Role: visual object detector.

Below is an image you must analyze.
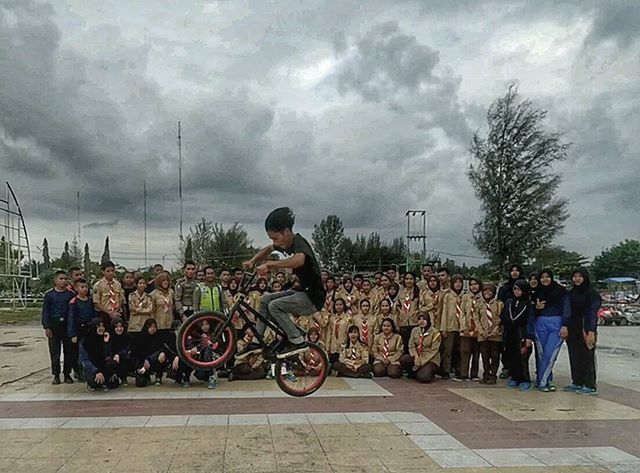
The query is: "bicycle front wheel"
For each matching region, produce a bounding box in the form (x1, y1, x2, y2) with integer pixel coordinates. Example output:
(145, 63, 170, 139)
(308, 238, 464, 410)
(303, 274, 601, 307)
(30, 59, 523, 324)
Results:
(274, 342, 329, 397)
(177, 311, 236, 370)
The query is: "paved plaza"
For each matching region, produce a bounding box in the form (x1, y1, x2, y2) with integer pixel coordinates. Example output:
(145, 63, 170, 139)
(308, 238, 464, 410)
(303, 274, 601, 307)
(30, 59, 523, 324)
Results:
(1, 326, 639, 472)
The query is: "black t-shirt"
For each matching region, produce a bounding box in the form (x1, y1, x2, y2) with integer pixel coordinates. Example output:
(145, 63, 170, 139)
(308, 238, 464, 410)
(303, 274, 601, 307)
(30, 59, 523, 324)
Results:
(275, 233, 326, 310)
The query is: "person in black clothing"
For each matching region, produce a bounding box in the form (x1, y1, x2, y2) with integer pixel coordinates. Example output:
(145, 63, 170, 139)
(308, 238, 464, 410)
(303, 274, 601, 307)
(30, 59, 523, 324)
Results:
(561, 268, 602, 395)
(42, 270, 75, 385)
(500, 280, 534, 391)
(131, 318, 180, 387)
(67, 278, 97, 382)
(121, 271, 137, 321)
(244, 208, 326, 359)
(80, 318, 119, 391)
(110, 317, 133, 386)
(497, 264, 524, 379)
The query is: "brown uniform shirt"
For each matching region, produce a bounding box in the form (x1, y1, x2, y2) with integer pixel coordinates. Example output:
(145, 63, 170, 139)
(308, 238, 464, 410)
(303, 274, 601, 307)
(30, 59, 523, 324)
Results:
(128, 290, 154, 332)
(396, 286, 420, 327)
(338, 341, 369, 369)
(328, 313, 352, 354)
(93, 278, 124, 314)
(351, 312, 379, 350)
(475, 298, 504, 342)
(372, 332, 403, 365)
(337, 288, 359, 316)
(461, 292, 481, 336)
(408, 326, 441, 367)
(150, 288, 175, 330)
(438, 289, 464, 332)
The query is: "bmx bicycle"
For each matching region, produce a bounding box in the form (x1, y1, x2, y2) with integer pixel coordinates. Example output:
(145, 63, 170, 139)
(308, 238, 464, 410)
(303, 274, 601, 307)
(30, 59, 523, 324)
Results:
(176, 272, 329, 397)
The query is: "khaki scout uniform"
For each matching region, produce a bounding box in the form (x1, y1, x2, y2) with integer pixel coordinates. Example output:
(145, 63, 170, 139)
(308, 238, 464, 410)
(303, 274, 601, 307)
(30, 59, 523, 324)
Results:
(418, 290, 436, 327)
(338, 341, 370, 369)
(93, 277, 124, 314)
(408, 326, 441, 367)
(337, 288, 359, 316)
(351, 311, 379, 351)
(150, 288, 175, 330)
(396, 286, 420, 328)
(128, 290, 154, 332)
(475, 299, 504, 342)
(372, 333, 403, 365)
(328, 313, 353, 355)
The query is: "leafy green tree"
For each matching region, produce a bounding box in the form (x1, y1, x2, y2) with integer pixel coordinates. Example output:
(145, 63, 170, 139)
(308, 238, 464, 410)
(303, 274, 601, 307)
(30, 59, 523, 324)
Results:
(42, 238, 51, 269)
(468, 83, 570, 275)
(592, 240, 640, 280)
(181, 219, 253, 268)
(184, 237, 193, 262)
(529, 246, 588, 280)
(59, 241, 71, 269)
(312, 215, 346, 273)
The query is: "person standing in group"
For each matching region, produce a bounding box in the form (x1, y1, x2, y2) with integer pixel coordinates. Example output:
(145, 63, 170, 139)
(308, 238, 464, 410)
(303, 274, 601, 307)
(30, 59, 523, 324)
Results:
(353, 274, 364, 295)
(396, 272, 420, 354)
(149, 272, 175, 331)
(373, 271, 384, 295)
(249, 277, 270, 310)
(66, 266, 84, 294)
(528, 273, 539, 301)
(458, 277, 482, 381)
(417, 263, 433, 292)
(352, 298, 379, 356)
(68, 278, 97, 382)
(175, 261, 198, 322)
(371, 318, 403, 378)
(530, 269, 570, 392)
(333, 326, 373, 378)
(358, 279, 379, 314)
(327, 298, 352, 364)
(438, 274, 464, 379)
(475, 283, 504, 385)
(121, 271, 136, 322)
(193, 266, 226, 313)
(420, 275, 440, 328)
(145, 264, 165, 294)
(500, 280, 534, 391)
(196, 269, 205, 284)
(497, 264, 524, 379)
(337, 276, 359, 316)
(400, 313, 441, 383)
(562, 268, 602, 395)
(42, 270, 75, 385)
(93, 261, 124, 326)
(128, 277, 154, 333)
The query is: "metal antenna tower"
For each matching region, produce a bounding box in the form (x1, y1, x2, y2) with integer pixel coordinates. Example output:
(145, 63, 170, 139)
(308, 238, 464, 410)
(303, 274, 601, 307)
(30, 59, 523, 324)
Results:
(405, 210, 427, 271)
(177, 120, 183, 242)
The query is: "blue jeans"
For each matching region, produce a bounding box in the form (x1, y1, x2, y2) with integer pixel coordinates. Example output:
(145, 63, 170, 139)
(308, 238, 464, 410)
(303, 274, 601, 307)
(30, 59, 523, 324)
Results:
(534, 316, 563, 387)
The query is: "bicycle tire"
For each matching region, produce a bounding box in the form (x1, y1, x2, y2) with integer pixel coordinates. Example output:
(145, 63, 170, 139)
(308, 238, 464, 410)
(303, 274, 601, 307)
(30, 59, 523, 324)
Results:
(274, 342, 329, 397)
(176, 311, 237, 370)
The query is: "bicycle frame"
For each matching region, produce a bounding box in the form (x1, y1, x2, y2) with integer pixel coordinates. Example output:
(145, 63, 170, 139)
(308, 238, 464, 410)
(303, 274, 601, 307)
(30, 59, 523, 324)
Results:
(210, 272, 289, 349)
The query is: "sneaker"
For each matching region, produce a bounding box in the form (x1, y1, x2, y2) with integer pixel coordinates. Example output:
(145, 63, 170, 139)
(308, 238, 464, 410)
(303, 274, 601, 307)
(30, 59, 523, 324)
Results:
(207, 376, 217, 389)
(276, 341, 309, 359)
(562, 383, 582, 392)
(576, 386, 598, 395)
(266, 372, 275, 380)
(86, 385, 96, 392)
(452, 376, 467, 382)
(182, 381, 192, 388)
(507, 379, 520, 388)
(120, 378, 129, 387)
(440, 372, 451, 380)
(63, 375, 74, 384)
(519, 382, 533, 392)
(228, 372, 235, 382)
(499, 369, 509, 379)
(548, 382, 557, 392)
(74, 372, 85, 382)
(285, 372, 298, 382)
(486, 377, 497, 385)
(471, 376, 480, 381)
(101, 386, 109, 392)
(52, 375, 61, 385)
(154, 376, 162, 386)
(539, 385, 551, 393)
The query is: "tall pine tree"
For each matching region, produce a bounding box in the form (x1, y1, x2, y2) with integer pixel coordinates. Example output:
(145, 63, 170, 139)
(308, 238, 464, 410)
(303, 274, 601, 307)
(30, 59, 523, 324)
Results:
(83, 243, 91, 273)
(312, 215, 346, 273)
(42, 238, 51, 269)
(184, 237, 193, 262)
(101, 236, 111, 264)
(60, 241, 71, 269)
(468, 84, 570, 271)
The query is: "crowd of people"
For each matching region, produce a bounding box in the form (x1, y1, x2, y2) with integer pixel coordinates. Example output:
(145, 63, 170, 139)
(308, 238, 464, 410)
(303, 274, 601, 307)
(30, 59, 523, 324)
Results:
(41, 260, 601, 395)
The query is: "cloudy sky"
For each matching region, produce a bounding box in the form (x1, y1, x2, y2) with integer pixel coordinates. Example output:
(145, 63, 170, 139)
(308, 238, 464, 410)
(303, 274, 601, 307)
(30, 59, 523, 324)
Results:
(1, 0, 639, 269)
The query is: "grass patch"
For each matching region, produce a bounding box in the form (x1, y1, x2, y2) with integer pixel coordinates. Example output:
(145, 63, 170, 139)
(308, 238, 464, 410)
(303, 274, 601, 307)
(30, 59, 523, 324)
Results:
(0, 306, 42, 325)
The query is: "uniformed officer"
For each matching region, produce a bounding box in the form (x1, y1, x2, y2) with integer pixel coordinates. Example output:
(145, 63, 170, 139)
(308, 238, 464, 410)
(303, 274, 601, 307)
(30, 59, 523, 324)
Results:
(175, 260, 198, 322)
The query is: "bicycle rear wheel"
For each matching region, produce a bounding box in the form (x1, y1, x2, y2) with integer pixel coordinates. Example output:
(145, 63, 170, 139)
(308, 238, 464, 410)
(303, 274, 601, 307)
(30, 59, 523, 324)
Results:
(177, 311, 236, 370)
(274, 342, 329, 397)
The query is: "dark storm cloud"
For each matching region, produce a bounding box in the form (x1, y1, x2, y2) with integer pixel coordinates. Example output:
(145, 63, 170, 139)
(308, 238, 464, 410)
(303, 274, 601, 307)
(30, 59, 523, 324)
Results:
(583, 2, 640, 49)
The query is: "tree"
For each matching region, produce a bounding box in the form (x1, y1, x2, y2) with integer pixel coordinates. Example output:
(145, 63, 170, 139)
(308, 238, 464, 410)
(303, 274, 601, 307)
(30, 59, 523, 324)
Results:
(70, 236, 82, 266)
(83, 243, 91, 273)
(181, 219, 253, 268)
(58, 241, 71, 269)
(592, 240, 640, 280)
(42, 238, 51, 269)
(468, 83, 570, 275)
(312, 215, 346, 273)
(184, 237, 193, 262)
(101, 236, 111, 264)
(530, 246, 588, 281)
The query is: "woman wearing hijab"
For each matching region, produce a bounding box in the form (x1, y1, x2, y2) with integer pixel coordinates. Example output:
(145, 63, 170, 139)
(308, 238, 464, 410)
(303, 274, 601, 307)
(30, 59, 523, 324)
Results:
(459, 277, 482, 381)
(561, 268, 601, 395)
(109, 317, 133, 386)
(528, 269, 570, 392)
(79, 318, 119, 391)
(500, 280, 534, 391)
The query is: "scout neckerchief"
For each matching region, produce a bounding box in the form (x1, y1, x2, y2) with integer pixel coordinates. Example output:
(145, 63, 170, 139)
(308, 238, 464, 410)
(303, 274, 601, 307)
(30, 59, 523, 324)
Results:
(160, 289, 171, 313)
(334, 314, 343, 340)
(107, 280, 118, 312)
(485, 300, 495, 329)
(136, 290, 147, 309)
(361, 318, 369, 344)
(350, 346, 357, 360)
(325, 291, 334, 311)
(417, 329, 429, 355)
(382, 336, 390, 359)
(468, 293, 479, 333)
(402, 290, 413, 314)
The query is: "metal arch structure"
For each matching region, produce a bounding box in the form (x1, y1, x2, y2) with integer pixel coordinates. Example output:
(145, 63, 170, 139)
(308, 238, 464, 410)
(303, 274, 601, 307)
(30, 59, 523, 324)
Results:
(1, 182, 33, 309)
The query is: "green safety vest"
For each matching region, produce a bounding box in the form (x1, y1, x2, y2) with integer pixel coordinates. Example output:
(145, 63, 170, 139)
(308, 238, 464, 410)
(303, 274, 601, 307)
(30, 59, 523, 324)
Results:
(199, 284, 223, 311)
